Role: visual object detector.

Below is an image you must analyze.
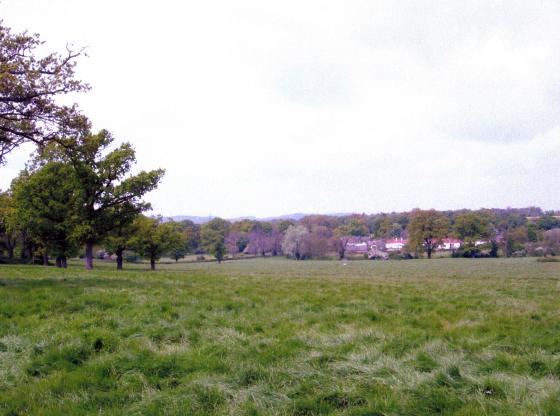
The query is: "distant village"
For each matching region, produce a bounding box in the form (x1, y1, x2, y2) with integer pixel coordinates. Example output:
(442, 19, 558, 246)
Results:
(344, 236, 485, 259)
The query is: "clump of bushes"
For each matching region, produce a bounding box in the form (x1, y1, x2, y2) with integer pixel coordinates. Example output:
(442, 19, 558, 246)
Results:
(388, 252, 414, 260)
(124, 251, 138, 263)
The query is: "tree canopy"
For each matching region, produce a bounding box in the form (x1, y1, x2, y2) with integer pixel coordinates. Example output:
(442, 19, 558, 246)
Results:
(201, 218, 229, 263)
(129, 216, 183, 270)
(0, 22, 89, 163)
(408, 209, 450, 259)
(38, 129, 165, 269)
(10, 162, 78, 266)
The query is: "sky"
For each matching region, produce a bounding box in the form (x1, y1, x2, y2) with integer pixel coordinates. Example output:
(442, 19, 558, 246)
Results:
(1, 0, 559, 218)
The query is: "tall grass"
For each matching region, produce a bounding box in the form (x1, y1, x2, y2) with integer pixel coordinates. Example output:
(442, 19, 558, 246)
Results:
(1, 258, 559, 415)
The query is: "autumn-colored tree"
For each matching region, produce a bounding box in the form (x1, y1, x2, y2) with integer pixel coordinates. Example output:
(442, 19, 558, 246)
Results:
(246, 222, 274, 256)
(225, 231, 246, 256)
(331, 226, 352, 260)
(408, 209, 449, 259)
(307, 225, 331, 258)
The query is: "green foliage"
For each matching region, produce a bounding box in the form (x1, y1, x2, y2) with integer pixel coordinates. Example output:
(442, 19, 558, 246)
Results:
(454, 211, 493, 242)
(339, 214, 369, 237)
(0, 191, 17, 259)
(0, 23, 89, 163)
(178, 220, 201, 253)
(408, 209, 450, 258)
(277, 219, 295, 233)
(10, 162, 79, 262)
(128, 216, 183, 269)
(38, 130, 164, 268)
(536, 214, 560, 231)
(201, 218, 230, 262)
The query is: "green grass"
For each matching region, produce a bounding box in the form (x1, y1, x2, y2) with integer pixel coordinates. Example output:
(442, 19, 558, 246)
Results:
(1, 257, 560, 415)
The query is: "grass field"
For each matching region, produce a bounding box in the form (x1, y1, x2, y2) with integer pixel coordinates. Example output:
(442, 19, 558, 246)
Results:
(1, 258, 560, 415)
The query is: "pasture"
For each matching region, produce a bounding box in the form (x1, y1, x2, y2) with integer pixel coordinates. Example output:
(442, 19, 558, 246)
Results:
(1, 258, 559, 415)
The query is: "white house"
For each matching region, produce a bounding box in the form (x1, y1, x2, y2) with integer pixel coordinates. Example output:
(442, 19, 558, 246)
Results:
(437, 238, 462, 250)
(384, 237, 407, 251)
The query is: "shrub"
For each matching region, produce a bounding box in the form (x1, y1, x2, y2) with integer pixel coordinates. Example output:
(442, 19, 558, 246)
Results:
(124, 251, 138, 263)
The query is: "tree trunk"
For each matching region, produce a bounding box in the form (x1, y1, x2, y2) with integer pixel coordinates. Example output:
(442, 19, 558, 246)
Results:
(22, 241, 34, 263)
(427, 247, 432, 259)
(85, 240, 94, 270)
(62, 257, 68, 268)
(116, 249, 123, 271)
(150, 258, 155, 271)
(55, 257, 62, 268)
(7, 243, 14, 259)
(42, 252, 49, 266)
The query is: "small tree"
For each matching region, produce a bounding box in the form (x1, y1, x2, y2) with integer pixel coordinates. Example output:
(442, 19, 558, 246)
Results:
(282, 225, 309, 260)
(225, 231, 248, 257)
(129, 216, 183, 270)
(10, 163, 78, 266)
(332, 226, 352, 259)
(246, 222, 274, 257)
(201, 217, 230, 263)
(212, 240, 226, 263)
(543, 228, 560, 256)
(104, 219, 139, 270)
(455, 212, 493, 256)
(167, 222, 188, 262)
(408, 209, 449, 259)
(179, 220, 201, 253)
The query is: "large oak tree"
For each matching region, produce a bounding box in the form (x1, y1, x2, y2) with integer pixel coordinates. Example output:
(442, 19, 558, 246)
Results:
(40, 129, 164, 269)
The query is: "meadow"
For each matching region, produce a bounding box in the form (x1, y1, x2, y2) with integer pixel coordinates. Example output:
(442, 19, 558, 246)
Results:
(1, 257, 559, 415)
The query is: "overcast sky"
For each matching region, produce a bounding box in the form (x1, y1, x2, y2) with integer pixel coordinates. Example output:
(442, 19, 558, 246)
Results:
(1, 1, 559, 217)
